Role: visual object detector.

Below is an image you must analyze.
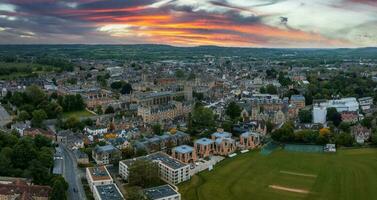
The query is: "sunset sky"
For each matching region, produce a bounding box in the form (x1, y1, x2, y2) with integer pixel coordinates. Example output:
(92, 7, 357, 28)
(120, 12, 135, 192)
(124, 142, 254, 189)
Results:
(0, 0, 376, 47)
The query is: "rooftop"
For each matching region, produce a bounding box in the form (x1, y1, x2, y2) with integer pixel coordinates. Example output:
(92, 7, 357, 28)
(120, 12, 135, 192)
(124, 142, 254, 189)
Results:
(87, 166, 112, 181)
(144, 184, 179, 200)
(212, 131, 231, 139)
(94, 144, 118, 154)
(121, 152, 188, 170)
(241, 131, 260, 138)
(173, 145, 194, 154)
(148, 152, 188, 170)
(290, 95, 305, 101)
(195, 138, 214, 145)
(95, 184, 124, 200)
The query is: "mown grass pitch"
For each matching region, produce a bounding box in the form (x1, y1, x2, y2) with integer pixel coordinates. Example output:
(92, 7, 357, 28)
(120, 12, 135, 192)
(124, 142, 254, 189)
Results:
(179, 148, 377, 200)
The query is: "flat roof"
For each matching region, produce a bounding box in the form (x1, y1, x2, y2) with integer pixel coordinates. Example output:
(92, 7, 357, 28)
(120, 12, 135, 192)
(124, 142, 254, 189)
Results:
(87, 166, 112, 181)
(95, 184, 123, 200)
(121, 152, 188, 170)
(144, 185, 179, 200)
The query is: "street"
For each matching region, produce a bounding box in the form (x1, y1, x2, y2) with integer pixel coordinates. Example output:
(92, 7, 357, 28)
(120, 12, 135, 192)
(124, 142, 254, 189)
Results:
(61, 145, 86, 200)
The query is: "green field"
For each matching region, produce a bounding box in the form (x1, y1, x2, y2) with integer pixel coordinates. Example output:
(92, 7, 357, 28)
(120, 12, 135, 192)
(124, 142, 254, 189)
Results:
(179, 148, 377, 200)
(62, 110, 95, 118)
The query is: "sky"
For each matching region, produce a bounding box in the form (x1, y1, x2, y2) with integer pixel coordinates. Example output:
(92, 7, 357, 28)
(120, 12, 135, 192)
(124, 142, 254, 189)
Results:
(0, 0, 376, 47)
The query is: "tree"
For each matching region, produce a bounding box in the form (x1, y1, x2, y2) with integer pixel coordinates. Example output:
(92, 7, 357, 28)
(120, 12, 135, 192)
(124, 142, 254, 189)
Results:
(361, 116, 373, 129)
(45, 102, 63, 118)
(105, 106, 115, 114)
(34, 135, 52, 149)
(95, 105, 103, 115)
(128, 160, 161, 188)
(191, 104, 215, 134)
(31, 109, 47, 128)
(339, 122, 351, 133)
(327, 108, 342, 126)
(335, 132, 354, 147)
(63, 116, 84, 132)
(371, 130, 377, 145)
(11, 138, 37, 169)
(126, 186, 145, 200)
(27, 159, 51, 185)
(17, 110, 30, 121)
(25, 85, 46, 106)
(271, 122, 294, 142)
(266, 84, 278, 94)
(50, 176, 68, 200)
(225, 102, 241, 121)
(121, 83, 133, 94)
(0, 147, 13, 176)
(298, 110, 312, 123)
(175, 69, 185, 79)
(110, 81, 123, 90)
(266, 68, 277, 79)
(152, 124, 163, 135)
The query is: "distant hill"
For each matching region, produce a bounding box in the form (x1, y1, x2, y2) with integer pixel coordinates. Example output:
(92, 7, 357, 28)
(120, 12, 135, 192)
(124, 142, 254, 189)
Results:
(0, 44, 376, 61)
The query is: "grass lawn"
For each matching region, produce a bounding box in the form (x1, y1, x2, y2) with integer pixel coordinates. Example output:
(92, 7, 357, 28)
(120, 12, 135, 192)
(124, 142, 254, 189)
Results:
(179, 148, 377, 200)
(62, 110, 95, 118)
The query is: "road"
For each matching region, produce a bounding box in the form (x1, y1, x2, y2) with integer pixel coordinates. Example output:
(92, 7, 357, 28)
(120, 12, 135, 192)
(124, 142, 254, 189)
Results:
(61, 145, 86, 200)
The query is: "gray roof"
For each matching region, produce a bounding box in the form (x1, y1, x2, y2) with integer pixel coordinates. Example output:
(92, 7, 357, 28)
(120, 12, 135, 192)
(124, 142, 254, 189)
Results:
(121, 152, 188, 170)
(290, 95, 305, 101)
(212, 131, 231, 139)
(173, 145, 193, 154)
(94, 145, 118, 154)
(144, 185, 179, 200)
(95, 184, 124, 200)
(195, 138, 213, 145)
(240, 131, 260, 138)
(52, 159, 63, 175)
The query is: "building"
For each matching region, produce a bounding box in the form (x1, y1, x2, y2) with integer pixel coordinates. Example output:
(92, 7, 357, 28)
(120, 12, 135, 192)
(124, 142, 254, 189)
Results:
(351, 125, 371, 144)
(326, 98, 359, 112)
(358, 97, 373, 112)
(84, 126, 108, 136)
(119, 152, 190, 185)
(11, 121, 31, 136)
(137, 101, 191, 123)
(23, 128, 55, 140)
(341, 111, 359, 123)
(214, 137, 236, 156)
(290, 95, 306, 109)
(172, 145, 197, 163)
(74, 149, 90, 165)
(144, 184, 181, 200)
(250, 94, 283, 120)
(313, 104, 327, 124)
(239, 131, 261, 149)
(194, 138, 215, 158)
(92, 145, 121, 165)
(210, 130, 236, 156)
(86, 166, 113, 192)
(106, 66, 123, 77)
(134, 131, 190, 153)
(93, 184, 124, 200)
(0, 179, 51, 200)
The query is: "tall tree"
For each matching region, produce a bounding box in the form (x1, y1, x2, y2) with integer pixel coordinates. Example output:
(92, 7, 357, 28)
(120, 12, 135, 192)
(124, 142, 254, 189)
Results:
(225, 102, 241, 121)
(128, 160, 161, 188)
(50, 176, 68, 200)
(298, 110, 312, 123)
(31, 109, 47, 128)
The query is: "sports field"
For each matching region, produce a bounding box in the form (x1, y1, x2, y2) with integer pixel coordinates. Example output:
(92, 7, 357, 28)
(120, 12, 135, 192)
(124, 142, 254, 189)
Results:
(179, 148, 377, 200)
